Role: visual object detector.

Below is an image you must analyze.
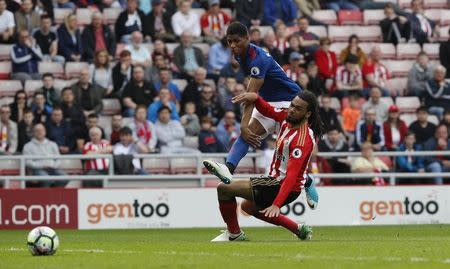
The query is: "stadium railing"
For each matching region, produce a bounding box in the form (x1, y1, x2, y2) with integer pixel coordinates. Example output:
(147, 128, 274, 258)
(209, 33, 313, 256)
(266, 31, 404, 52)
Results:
(0, 151, 449, 188)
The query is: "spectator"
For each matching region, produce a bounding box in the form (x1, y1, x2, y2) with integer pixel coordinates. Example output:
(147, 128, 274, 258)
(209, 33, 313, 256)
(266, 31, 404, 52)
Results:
(113, 126, 147, 175)
(314, 37, 337, 90)
(356, 108, 385, 151)
(325, 0, 359, 12)
(442, 110, 450, 131)
(122, 64, 157, 116)
(115, 0, 148, 43)
(319, 95, 342, 132)
(262, 31, 283, 64)
(298, 72, 309, 91)
(60, 87, 86, 133)
(81, 11, 116, 63)
(146, 51, 167, 83)
(54, 0, 76, 9)
(284, 51, 304, 82)
(181, 67, 207, 110)
(154, 68, 181, 103)
(339, 34, 366, 66)
(361, 46, 390, 97)
(154, 106, 198, 153)
(14, 0, 39, 32)
(9, 90, 28, 123)
(249, 27, 262, 46)
(71, 69, 105, 116)
(33, 15, 65, 63)
(128, 105, 157, 153)
(200, 0, 231, 44)
(383, 105, 408, 151)
(318, 125, 351, 174)
(196, 84, 224, 126)
(341, 94, 361, 147)
(180, 101, 201, 136)
(76, 113, 105, 153)
(199, 116, 226, 153)
(0, 0, 14, 44)
(112, 50, 133, 98)
(147, 88, 179, 123)
(424, 65, 450, 120)
(294, 0, 320, 20)
(218, 77, 237, 109)
(57, 14, 82, 62)
(407, 51, 434, 97)
(151, 39, 172, 65)
(440, 27, 450, 79)
(306, 61, 326, 97)
(83, 126, 112, 187)
(351, 142, 389, 185)
(125, 31, 152, 67)
(89, 49, 113, 95)
(229, 82, 245, 121)
(146, 0, 175, 42)
(409, 106, 437, 145)
(0, 105, 17, 154)
(297, 17, 320, 56)
(110, 114, 123, 145)
(173, 32, 206, 79)
(31, 92, 52, 124)
(208, 37, 231, 77)
(235, 0, 264, 28)
(334, 54, 363, 98)
(406, 0, 438, 44)
(23, 123, 66, 187)
(380, 3, 410, 45)
(263, 0, 297, 26)
(11, 29, 42, 83)
(17, 108, 33, 152)
(361, 87, 388, 123)
(282, 34, 303, 65)
(171, 0, 201, 38)
(395, 132, 425, 177)
(36, 73, 59, 107)
(220, 58, 246, 83)
(423, 124, 450, 184)
(216, 110, 240, 150)
(45, 107, 74, 154)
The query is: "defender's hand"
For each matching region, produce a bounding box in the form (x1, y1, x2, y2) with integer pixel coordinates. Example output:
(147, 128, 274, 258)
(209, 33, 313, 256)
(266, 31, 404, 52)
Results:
(260, 205, 280, 218)
(232, 93, 258, 105)
(240, 127, 261, 148)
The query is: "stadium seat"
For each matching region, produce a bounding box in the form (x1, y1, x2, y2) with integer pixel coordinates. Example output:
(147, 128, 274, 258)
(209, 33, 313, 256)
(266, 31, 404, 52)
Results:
(0, 61, 11, 79)
(193, 43, 210, 56)
(201, 157, 225, 174)
(380, 97, 394, 107)
(382, 60, 414, 77)
(170, 157, 197, 174)
(0, 80, 22, 97)
(98, 116, 112, 136)
(54, 79, 77, 94)
(54, 8, 73, 24)
(234, 156, 255, 174)
(424, 0, 448, 8)
(59, 159, 83, 175)
(439, 26, 450, 41)
(0, 44, 12, 60)
(330, 97, 342, 113)
(374, 43, 396, 59)
(423, 43, 440, 59)
(396, 43, 421, 59)
(424, 9, 442, 23)
(328, 26, 355, 42)
(24, 80, 43, 96)
(338, 10, 363, 25)
(400, 113, 417, 126)
(388, 77, 408, 96)
(222, 8, 233, 18)
(441, 10, 450, 25)
(76, 8, 93, 26)
(428, 115, 440, 125)
(191, 8, 205, 18)
(363, 9, 385, 25)
(308, 25, 328, 38)
(329, 42, 348, 54)
(65, 62, 89, 79)
(38, 62, 64, 78)
(0, 97, 13, 107)
(172, 79, 188, 91)
(0, 159, 19, 175)
(183, 136, 199, 149)
(143, 158, 170, 174)
(312, 10, 338, 25)
(355, 26, 382, 42)
(143, 43, 154, 55)
(378, 156, 393, 169)
(285, 25, 299, 36)
(395, 96, 421, 112)
(165, 43, 178, 55)
(102, 99, 121, 116)
(103, 8, 122, 24)
(398, 0, 411, 8)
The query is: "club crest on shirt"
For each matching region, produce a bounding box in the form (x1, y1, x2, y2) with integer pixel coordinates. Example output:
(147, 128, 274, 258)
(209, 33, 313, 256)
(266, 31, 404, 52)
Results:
(250, 66, 260, 76)
(292, 148, 302, 159)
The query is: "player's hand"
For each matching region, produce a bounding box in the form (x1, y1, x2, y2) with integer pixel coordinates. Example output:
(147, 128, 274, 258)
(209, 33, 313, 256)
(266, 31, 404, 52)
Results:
(260, 205, 280, 218)
(241, 127, 261, 148)
(232, 93, 258, 105)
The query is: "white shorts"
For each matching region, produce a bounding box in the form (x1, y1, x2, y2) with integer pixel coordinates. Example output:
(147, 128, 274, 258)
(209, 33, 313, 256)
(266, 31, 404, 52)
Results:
(251, 101, 291, 137)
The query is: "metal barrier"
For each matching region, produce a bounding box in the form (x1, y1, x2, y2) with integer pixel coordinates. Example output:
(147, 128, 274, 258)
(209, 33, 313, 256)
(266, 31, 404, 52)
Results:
(0, 151, 449, 188)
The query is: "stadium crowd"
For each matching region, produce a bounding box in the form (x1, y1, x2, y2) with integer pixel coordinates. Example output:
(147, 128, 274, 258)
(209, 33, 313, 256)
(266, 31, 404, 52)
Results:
(0, 0, 448, 187)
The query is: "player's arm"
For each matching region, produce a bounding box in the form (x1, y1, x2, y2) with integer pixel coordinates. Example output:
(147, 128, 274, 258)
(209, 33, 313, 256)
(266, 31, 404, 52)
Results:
(232, 93, 287, 123)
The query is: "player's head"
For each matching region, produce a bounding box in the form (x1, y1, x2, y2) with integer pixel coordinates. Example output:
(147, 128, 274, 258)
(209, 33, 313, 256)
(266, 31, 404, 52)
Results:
(226, 22, 249, 56)
(287, 91, 324, 138)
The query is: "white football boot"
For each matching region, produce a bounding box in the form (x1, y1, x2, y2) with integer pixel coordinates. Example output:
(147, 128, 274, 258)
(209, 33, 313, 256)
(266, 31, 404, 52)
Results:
(211, 230, 246, 242)
(203, 160, 233, 184)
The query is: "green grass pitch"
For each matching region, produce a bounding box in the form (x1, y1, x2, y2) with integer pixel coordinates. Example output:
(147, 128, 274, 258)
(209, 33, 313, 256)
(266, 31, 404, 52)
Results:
(0, 225, 449, 269)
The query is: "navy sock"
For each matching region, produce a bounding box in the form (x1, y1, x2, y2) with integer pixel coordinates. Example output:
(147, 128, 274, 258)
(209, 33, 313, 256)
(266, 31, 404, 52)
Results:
(225, 136, 249, 174)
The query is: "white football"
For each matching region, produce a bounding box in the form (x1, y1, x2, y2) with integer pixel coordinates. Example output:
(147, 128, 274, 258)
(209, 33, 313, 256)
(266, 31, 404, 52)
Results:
(27, 226, 59, 256)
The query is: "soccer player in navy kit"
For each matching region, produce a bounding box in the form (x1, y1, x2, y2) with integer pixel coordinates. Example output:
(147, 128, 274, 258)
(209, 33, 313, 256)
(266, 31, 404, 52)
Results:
(203, 22, 319, 212)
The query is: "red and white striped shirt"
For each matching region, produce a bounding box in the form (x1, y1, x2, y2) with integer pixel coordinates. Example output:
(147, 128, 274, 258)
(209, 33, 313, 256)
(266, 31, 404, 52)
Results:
(335, 65, 362, 86)
(255, 97, 315, 207)
(273, 38, 289, 54)
(284, 66, 303, 82)
(361, 60, 390, 88)
(200, 11, 230, 37)
(83, 140, 111, 171)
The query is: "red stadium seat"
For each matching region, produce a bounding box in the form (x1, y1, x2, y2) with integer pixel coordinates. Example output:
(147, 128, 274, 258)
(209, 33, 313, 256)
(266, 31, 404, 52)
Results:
(312, 10, 338, 25)
(234, 157, 255, 174)
(102, 99, 121, 116)
(170, 158, 197, 174)
(0, 44, 12, 60)
(382, 60, 414, 77)
(396, 43, 421, 59)
(24, 80, 43, 96)
(395, 96, 421, 113)
(0, 80, 22, 97)
(424, 9, 442, 23)
(388, 77, 408, 96)
(338, 10, 363, 25)
(0, 61, 11, 79)
(363, 9, 385, 25)
(0, 159, 19, 175)
(143, 158, 170, 174)
(76, 8, 93, 26)
(308, 25, 328, 38)
(103, 8, 122, 24)
(65, 62, 89, 79)
(54, 8, 73, 24)
(422, 43, 440, 59)
(38, 62, 64, 78)
(424, 0, 448, 8)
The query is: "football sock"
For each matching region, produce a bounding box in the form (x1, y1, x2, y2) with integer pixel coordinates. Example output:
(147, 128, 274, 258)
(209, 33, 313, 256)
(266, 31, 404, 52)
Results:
(255, 213, 298, 234)
(218, 199, 241, 234)
(225, 137, 249, 174)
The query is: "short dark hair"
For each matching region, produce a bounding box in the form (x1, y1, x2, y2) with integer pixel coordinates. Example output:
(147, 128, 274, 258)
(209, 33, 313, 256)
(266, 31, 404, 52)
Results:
(42, 73, 53, 79)
(119, 126, 132, 136)
(226, 22, 248, 37)
(33, 92, 45, 98)
(249, 28, 260, 35)
(416, 106, 428, 113)
(23, 108, 33, 114)
(40, 14, 52, 21)
(61, 87, 73, 94)
(52, 106, 62, 112)
(158, 105, 171, 114)
(384, 2, 394, 9)
(405, 131, 416, 138)
(135, 104, 148, 113)
(119, 50, 131, 58)
(327, 125, 341, 133)
(87, 113, 98, 119)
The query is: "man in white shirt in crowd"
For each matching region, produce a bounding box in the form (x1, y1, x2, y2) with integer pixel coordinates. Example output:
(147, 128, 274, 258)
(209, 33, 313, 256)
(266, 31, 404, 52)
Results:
(112, 126, 147, 175)
(0, 0, 15, 43)
(171, 0, 201, 40)
(125, 31, 151, 67)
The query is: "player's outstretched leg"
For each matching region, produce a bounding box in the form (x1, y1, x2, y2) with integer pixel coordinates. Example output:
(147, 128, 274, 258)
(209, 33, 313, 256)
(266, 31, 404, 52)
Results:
(305, 174, 319, 210)
(241, 200, 313, 241)
(212, 180, 253, 242)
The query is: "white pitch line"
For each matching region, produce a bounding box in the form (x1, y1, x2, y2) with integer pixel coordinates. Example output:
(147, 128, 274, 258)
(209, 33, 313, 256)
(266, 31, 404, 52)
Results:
(0, 247, 142, 254)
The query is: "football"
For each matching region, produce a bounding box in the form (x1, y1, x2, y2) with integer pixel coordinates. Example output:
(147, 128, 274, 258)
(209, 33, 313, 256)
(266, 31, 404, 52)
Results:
(27, 226, 59, 256)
